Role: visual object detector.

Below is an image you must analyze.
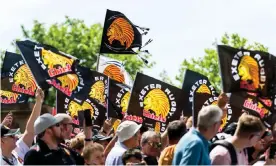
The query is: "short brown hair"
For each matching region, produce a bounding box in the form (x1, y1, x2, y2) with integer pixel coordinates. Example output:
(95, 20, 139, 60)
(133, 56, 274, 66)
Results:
(235, 114, 265, 137)
(82, 143, 104, 160)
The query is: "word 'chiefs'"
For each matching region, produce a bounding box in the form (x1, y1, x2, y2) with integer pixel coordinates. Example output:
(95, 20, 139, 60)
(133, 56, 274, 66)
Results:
(34, 46, 72, 77)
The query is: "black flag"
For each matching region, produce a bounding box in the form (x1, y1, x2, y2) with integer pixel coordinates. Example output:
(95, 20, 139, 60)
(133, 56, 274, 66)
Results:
(0, 90, 29, 104)
(107, 79, 131, 119)
(47, 66, 108, 105)
(16, 40, 78, 89)
(229, 92, 275, 128)
(1, 51, 37, 96)
(127, 72, 184, 133)
(182, 69, 218, 117)
(218, 45, 275, 97)
(56, 91, 106, 132)
(100, 9, 143, 54)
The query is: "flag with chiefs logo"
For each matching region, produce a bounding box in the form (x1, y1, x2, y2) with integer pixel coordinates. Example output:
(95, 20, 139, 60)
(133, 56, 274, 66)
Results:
(182, 69, 218, 117)
(183, 69, 237, 131)
(47, 66, 105, 104)
(0, 90, 29, 104)
(16, 40, 78, 89)
(229, 92, 275, 128)
(1, 51, 37, 96)
(56, 91, 106, 134)
(107, 79, 131, 119)
(218, 45, 275, 97)
(97, 55, 133, 86)
(126, 72, 184, 133)
(100, 9, 144, 54)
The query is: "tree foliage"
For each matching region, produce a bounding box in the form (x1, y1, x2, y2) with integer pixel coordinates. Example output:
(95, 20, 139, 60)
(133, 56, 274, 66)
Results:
(174, 33, 268, 91)
(13, 16, 155, 106)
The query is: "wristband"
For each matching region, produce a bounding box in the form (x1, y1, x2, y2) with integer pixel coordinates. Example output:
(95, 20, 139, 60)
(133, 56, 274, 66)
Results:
(85, 138, 93, 141)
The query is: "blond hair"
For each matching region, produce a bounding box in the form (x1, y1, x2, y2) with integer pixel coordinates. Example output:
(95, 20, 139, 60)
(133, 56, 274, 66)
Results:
(82, 143, 104, 160)
(235, 114, 265, 137)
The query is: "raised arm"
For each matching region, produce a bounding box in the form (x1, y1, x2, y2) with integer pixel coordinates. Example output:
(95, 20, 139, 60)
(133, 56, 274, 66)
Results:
(22, 88, 44, 147)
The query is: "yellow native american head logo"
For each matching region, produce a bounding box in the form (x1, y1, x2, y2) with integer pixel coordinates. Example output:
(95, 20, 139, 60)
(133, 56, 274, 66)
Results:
(143, 89, 170, 119)
(14, 64, 36, 92)
(196, 84, 211, 94)
(0, 90, 19, 100)
(103, 64, 125, 83)
(57, 74, 79, 92)
(89, 81, 105, 104)
(113, 119, 121, 132)
(238, 55, 259, 89)
(68, 100, 94, 118)
(107, 18, 134, 49)
(120, 92, 130, 113)
(41, 48, 74, 69)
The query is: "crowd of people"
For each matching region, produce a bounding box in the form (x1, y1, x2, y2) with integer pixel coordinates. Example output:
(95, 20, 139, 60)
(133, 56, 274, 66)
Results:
(1, 88, 276, 165)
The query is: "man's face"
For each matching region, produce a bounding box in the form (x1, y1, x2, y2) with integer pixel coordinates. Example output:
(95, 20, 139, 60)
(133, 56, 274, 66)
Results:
(142, 136, 162, 157)
(249, 132, 263, 147)
(1, 135, 17, 151)
(48, 123, 61, 141)
(60, 119, 74, 140)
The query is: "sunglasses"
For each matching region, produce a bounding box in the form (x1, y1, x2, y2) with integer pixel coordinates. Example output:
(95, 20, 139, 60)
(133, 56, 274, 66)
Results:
(148, 142, 162, 149)
(50, 123, 60, 128)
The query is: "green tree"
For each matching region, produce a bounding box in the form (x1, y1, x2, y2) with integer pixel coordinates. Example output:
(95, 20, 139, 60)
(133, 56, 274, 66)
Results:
(0, 49, 5, 68)
(14, 16, 155, 106)
(174, 33, 268, 91)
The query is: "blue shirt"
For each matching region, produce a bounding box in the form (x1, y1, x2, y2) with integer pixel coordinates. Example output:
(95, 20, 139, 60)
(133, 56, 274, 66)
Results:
(172, 128, 211, 165)
(105, 141, 128, 166)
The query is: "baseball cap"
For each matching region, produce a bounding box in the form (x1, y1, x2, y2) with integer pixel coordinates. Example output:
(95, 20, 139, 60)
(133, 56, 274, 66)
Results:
(34, 113, 63, 135)
(92, 134, 112, 142)
(116, 120, 142, 142)
(1, 124, 20, 137)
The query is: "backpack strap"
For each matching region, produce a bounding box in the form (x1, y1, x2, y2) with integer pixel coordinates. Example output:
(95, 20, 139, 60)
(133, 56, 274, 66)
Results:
(210, 140, 238, 165)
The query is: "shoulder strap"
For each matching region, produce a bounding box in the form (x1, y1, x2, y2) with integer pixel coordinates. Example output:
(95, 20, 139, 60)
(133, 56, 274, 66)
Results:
(210, 140, 238, 165)
(2, 154, 16, 165)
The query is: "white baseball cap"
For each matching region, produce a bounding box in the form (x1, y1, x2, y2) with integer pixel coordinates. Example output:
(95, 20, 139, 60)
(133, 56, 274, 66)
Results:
(116, 120, 142, 142)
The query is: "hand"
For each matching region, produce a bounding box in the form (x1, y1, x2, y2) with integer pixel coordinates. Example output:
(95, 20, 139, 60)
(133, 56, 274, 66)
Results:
(2, 112, 13, 127)
(35, 88, 44, 103)
(218, 92, 229, 109)
(264, 146, 276, 165)
(102, 119, 113, 134)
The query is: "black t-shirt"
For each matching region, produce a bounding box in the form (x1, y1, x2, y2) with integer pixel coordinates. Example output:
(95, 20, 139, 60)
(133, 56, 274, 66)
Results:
(143, 155, 158, 165)
(24, 139, 76, 165)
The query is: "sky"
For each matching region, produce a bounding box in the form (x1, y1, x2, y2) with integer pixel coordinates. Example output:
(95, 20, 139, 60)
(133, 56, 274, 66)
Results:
(1, 0, 276, 84)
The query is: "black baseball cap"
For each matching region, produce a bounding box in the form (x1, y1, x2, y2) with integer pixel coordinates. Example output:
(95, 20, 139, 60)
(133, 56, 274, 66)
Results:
(92, 134, 112, 142)
(1, 124, 20, 137)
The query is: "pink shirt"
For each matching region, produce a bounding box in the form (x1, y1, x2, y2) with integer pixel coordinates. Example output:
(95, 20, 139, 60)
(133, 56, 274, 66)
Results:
(210, 140, 248, 165)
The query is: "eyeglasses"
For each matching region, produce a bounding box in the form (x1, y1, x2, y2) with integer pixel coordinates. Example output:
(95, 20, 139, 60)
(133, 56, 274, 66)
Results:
(3, 135, 16, 139)
(148, 141, 162, 149)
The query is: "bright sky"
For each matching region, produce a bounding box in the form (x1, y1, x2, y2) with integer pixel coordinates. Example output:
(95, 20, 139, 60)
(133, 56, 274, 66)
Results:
(1, 0, 276, 84)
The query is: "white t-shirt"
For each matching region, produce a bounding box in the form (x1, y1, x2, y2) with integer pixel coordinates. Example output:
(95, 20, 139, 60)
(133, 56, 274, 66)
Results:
(1, 138, 30, 165)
